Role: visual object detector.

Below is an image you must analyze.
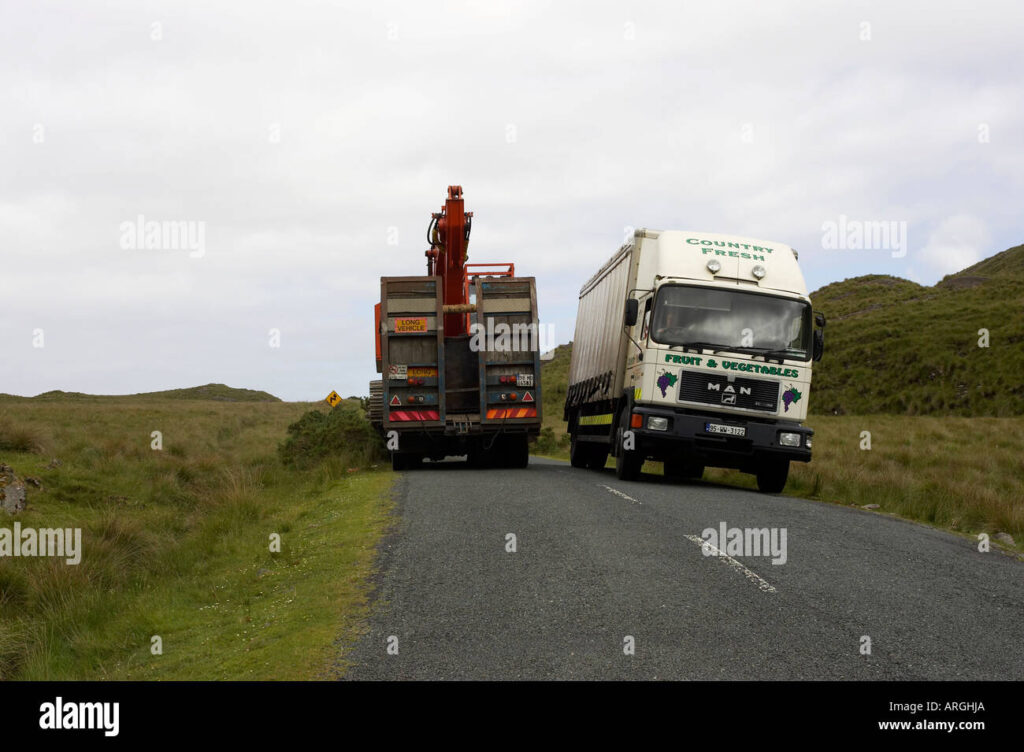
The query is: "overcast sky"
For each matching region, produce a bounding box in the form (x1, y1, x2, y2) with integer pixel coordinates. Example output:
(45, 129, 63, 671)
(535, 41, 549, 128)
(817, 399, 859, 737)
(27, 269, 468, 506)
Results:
(2, 1, 1021, 400)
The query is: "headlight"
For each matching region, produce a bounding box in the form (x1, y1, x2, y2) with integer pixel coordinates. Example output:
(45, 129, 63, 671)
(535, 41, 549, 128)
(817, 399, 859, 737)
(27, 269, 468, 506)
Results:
(706, 259, 722, 274)
(778, 432, 801, 447)
(648, 416, 669, 431)
(752, 264, 767, 279)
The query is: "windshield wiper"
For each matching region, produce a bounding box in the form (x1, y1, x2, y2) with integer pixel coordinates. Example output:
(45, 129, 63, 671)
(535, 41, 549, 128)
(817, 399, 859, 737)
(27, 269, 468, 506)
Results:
(673, 343, 794, 363)
(669, 341, 725, 354)
(731, 346, 793, 363)
(669, 342, 799, 363)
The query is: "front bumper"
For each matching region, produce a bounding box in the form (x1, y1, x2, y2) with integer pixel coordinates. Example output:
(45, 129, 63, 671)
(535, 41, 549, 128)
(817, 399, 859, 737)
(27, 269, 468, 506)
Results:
(630, 405, 813, 467)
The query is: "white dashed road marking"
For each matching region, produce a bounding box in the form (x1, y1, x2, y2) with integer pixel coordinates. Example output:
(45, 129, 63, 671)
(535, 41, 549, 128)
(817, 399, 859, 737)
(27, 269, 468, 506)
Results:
(684, 534, 778, 593)
(600, 484, 640, 504)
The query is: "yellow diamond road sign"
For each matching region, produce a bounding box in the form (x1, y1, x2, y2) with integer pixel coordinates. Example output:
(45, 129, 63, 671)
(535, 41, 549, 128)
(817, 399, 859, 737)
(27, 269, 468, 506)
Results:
(325, 390, 341, 407)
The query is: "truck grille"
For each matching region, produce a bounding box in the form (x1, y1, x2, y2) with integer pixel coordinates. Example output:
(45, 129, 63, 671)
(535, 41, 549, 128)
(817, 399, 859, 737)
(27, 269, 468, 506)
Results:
(678, 372, 779, 412)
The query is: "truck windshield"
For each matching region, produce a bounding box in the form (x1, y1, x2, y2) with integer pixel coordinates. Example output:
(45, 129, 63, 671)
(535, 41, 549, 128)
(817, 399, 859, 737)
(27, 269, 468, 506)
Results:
(650, 285, 812, 360)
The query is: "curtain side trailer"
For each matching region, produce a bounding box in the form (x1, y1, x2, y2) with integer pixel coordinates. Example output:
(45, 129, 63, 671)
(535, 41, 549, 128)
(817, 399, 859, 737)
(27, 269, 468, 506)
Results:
(564, 228, 825, 493)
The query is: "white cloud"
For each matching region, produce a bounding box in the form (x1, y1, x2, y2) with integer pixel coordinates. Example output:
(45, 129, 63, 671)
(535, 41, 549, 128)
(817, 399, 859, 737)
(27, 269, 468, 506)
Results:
(914, 214, 990, 282)
(1, 1, 1022, 399)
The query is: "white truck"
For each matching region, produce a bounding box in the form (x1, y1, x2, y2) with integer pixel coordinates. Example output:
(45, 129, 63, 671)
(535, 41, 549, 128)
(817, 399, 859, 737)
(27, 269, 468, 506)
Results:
(564, 229, 825, 493)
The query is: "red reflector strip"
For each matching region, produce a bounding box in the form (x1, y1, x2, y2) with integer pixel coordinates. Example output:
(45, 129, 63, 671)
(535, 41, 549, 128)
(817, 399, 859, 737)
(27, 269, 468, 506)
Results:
(486, 407, 537, 419)
(389, 410, 440, 422)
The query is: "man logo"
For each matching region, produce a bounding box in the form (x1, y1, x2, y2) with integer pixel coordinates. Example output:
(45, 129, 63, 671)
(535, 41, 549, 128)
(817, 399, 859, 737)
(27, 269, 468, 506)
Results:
(708, 381, 750, 405)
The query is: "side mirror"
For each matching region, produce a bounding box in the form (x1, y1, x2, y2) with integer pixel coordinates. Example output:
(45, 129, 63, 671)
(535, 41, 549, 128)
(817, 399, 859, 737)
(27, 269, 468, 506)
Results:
(624, 298, 639, 327)
(812, 311, 825, 361)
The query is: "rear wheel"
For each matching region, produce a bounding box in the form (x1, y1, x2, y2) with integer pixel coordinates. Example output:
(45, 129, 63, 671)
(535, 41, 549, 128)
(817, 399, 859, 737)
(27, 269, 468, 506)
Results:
(587, 447, 609, 471)
(506, 435, 530, 469)
(570, 432, 591, 468)
(391, 453, 422, 471)
(756, 460, 789, 494)
(615, 407, 643, 481)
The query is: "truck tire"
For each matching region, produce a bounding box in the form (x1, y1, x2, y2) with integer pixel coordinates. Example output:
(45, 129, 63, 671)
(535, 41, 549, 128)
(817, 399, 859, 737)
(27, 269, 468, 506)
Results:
(507, 435, 529, 469)
(756, 460, 789, 494)
(467, 447, 486, 468)
(665, 458, 704, 481)
(392, 453, 422, 471)
(615, 407, 643, 481)
(587, 447, 609, 471)
(570, 432, 590, 468)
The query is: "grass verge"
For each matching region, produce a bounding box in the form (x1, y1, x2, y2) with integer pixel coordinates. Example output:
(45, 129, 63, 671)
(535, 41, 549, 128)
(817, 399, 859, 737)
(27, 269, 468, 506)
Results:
(0, 399, 393, 679)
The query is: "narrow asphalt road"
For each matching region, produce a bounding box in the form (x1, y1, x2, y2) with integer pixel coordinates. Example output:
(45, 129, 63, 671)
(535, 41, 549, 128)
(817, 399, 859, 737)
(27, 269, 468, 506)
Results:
(342, 457, 1024, 680)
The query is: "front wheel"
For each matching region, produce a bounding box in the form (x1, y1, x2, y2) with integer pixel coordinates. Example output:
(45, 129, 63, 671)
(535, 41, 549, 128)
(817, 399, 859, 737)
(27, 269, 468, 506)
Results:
(615, 407, 643, 481)
(665, 458, 704, 481)
(756, 460, 789, 494)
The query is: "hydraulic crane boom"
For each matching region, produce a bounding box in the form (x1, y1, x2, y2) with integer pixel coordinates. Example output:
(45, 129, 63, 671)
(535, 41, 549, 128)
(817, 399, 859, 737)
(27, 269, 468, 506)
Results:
(425, 185, 473, 337)
(369, 184, 542, 470)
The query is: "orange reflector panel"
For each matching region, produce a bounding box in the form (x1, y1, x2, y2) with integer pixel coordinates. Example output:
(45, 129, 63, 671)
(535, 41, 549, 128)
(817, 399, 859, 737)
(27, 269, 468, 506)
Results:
(630, 414, 643, 428)
(486, 407, 538, 419)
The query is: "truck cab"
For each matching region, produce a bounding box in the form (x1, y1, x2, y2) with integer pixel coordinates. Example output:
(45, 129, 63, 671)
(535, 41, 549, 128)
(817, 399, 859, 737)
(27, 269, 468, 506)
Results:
(565, 229, 825, 493)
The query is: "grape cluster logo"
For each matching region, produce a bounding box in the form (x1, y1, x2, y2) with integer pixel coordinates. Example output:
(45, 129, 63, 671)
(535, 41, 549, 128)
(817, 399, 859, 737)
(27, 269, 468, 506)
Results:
(782, 385, 802, 412)
(656, 370, 677, 397)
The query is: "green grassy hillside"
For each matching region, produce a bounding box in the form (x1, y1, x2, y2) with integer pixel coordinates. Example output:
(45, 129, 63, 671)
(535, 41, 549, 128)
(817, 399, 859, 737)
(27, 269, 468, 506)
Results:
(810, 245, 1024, 415)
(0, 384, 281, 403)
(536, 344, 572, 454)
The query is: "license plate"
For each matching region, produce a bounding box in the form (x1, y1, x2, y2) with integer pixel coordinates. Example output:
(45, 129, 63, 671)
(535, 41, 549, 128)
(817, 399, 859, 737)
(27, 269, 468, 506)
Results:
(516, 373, 534, 387)
(705, 422, 746, 437)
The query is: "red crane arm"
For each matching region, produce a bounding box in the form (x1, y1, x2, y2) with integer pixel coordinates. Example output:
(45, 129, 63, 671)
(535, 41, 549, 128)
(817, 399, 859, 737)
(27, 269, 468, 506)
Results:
(427, 185, 473, 337)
